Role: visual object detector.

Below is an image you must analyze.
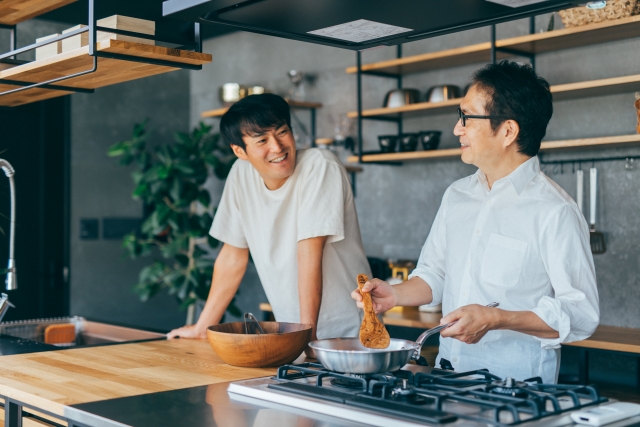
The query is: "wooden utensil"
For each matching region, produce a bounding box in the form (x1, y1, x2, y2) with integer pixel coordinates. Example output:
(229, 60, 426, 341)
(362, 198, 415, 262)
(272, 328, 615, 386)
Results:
(357, 274, 391, 349)
(207, 321, 312, 367)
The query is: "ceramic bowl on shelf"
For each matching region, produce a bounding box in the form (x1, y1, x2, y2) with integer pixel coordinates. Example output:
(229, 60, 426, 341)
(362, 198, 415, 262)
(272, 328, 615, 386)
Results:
(418, 131, 442, 150)
(398, 133, 419, 152)
(425, 85, 461, 103)
(382, 89, 420, 108)
(378, 135, 399, 153)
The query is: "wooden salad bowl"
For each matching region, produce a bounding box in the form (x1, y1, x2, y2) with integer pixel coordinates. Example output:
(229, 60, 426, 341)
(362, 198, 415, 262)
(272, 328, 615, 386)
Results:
(207, 321, 313, 368)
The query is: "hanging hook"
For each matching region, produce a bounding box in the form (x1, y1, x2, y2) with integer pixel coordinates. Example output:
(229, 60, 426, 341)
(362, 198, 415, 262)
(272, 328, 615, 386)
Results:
(561, 163, 564, 175)
(626, 158, 634, 170)
(553, 164, 559, 175)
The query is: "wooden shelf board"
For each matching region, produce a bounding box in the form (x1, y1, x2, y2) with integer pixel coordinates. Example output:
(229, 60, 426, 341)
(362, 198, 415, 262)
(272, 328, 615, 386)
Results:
(348, 74, 640, 120)
(346, 15, 640, 76)
(202, 99, 322, 118)
(346, 134, 640, 163)
(0, 0, 77, 25)
(551, 74, 640, 101)
(0, 39, 212, 107)
(346, 99, 460, 119)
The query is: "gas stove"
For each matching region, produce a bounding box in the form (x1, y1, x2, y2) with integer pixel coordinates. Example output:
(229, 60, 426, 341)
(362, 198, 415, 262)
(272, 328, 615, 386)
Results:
(227, 361, 620, 427)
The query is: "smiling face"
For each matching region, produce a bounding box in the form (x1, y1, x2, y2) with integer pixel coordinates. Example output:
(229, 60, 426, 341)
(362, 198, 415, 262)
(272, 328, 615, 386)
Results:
(231, 124, 297, 190)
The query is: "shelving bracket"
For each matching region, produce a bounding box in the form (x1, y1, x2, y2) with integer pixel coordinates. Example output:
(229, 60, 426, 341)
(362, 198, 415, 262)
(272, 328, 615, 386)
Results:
(0, 0, 205, 100)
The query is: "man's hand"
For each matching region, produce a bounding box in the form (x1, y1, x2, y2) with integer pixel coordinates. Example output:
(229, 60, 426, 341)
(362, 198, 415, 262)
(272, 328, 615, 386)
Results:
(439, 304, 501, 344)
(351, 278, 397, 314)
(167, 323, 208, 340)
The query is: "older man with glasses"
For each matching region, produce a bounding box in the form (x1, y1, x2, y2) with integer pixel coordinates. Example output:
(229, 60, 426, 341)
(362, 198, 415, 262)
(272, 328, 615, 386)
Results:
(353, 60, 599, 384)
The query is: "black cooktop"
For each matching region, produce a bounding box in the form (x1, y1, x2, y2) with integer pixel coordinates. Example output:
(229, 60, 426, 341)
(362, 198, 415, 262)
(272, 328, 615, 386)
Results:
(66, 382, 365, 427)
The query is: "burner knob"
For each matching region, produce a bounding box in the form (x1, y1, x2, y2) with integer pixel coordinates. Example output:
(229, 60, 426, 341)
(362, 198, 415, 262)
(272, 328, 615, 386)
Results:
(505, 377, 515, 388)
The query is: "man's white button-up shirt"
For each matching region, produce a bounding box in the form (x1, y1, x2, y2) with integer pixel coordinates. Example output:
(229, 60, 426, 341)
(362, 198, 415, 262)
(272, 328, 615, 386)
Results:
(409, 156, 599, 383)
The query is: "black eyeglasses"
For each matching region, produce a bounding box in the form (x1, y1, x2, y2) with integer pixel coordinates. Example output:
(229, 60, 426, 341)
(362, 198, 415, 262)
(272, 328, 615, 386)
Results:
(457, 107, 505, 127)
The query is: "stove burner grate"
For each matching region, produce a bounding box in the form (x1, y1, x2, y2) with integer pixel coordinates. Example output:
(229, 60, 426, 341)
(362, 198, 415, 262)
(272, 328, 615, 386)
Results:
(270, 363, 609, 427)
(269, 382, 457, 424)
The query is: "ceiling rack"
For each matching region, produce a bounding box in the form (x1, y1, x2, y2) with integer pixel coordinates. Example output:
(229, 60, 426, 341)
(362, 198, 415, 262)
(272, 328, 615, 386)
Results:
(0, 0, 211, 107)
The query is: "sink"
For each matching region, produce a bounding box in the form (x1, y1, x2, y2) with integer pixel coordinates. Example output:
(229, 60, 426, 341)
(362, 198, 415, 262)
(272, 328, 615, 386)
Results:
(0, 316, 165, 349)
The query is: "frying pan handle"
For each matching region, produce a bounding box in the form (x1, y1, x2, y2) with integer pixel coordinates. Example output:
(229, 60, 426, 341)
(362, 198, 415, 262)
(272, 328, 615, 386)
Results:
(411, 302, 499, 361)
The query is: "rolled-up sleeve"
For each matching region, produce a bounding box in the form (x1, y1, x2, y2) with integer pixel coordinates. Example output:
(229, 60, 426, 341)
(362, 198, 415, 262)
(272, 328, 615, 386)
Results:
(532, 203, 599, 349)
(408, 189, 449, 306)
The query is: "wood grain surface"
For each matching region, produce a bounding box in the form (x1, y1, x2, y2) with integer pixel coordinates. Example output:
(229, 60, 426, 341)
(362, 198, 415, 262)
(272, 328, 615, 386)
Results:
(346, 134, 640, 163)
(0, 339, 275, 417)
(345, 15, 640, 75)
(0, 39, 212, 107)
(0, 0, 77, 25)
(565, 325, 640, 353)
(357, 274, 390, 349)
(207, 321, 312, 367)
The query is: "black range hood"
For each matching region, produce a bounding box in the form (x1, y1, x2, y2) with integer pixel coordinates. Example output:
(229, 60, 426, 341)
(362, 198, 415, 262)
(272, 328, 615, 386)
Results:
(163, 0, 582, 50)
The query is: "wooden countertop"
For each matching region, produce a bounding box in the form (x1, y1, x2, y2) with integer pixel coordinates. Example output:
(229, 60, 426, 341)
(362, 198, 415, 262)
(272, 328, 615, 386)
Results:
(564, 325, 640, 353)
(0, 339, 276, 418)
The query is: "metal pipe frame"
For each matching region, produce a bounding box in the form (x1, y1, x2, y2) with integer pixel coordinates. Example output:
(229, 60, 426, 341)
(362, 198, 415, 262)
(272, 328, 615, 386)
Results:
(1, 394, 69, 427)
(0, 0, 204, 99)
(490, 20, 537, 70)
(355, 45, 404, 169)
(539, 155, 640, 166)
(357, 50, 363, 164)
(0, 78, 94, 93)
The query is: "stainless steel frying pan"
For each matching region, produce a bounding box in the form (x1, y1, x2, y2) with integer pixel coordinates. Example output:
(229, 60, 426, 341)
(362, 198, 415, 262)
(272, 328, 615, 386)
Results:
(309, 302, 498, 374)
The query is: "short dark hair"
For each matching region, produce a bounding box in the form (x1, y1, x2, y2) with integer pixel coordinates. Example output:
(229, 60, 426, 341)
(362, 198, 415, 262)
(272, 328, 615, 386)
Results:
(471, 61, 553, 157)
(219, 93, 291, 150)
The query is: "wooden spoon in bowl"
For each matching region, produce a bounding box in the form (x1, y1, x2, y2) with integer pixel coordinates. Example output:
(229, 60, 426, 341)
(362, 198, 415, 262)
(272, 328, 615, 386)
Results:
(357, 274, 390, 349)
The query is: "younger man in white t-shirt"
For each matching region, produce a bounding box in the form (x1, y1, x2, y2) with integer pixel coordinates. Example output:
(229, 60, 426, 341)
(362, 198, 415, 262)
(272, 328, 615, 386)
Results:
(168, 94, 370, 347)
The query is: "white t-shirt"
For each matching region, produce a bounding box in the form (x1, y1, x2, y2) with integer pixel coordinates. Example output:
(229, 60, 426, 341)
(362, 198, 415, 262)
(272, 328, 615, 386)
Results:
(210, 148, 370, 339)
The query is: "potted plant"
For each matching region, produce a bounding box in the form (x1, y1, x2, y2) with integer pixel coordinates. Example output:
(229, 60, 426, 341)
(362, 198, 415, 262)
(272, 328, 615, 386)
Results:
(108, 120, 240, 324)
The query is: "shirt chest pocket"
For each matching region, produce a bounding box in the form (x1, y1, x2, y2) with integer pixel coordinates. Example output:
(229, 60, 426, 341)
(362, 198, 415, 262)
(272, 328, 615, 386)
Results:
(480, 233, 528, 288)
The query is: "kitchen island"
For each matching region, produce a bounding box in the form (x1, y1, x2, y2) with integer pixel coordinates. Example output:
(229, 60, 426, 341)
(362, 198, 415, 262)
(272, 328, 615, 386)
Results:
(0, 339, 364, 427)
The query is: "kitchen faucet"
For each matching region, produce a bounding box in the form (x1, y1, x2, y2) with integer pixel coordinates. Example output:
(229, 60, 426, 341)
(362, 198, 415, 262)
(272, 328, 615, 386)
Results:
(0, 159, 16, 291)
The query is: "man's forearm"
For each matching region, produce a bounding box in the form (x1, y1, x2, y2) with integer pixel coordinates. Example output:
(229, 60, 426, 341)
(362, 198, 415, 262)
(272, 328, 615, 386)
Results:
(196, 244, 248, 329)
(297, 236, 327, 339)
(495, 310, 559, 339)
(393, 276, 434, 307)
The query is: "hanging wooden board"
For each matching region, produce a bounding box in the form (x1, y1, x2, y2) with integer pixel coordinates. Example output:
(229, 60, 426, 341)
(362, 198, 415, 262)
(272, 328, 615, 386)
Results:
(0, 39, 212, 107)
(0, 0, 78, 25)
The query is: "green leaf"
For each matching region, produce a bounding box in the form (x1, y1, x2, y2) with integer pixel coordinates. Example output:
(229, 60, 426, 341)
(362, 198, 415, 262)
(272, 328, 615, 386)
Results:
(197, 190, 211, 207)
(107, 141, 131, 157)
(175, 253, 189, 267)
(207, 235, 219, 249)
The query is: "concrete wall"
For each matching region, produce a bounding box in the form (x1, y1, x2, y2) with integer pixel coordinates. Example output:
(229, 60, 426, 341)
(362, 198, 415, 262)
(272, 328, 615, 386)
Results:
(190, 15, 640, 383)
(2, 20, 193, 332)
(69, 70, 192, 332)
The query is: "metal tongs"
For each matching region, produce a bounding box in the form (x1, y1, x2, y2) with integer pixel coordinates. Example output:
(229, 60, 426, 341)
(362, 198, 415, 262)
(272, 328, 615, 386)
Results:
(243, 312, 266, 335)
(412, 302, 499, 360)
